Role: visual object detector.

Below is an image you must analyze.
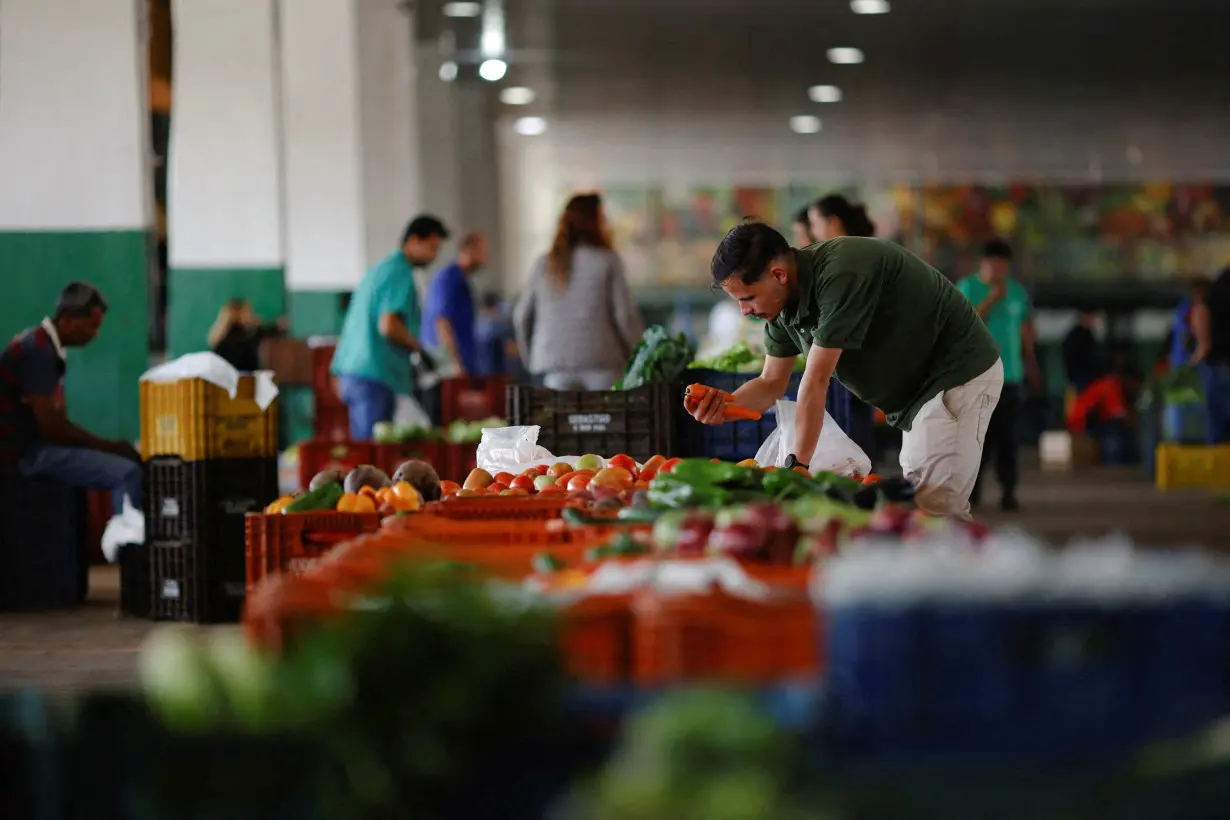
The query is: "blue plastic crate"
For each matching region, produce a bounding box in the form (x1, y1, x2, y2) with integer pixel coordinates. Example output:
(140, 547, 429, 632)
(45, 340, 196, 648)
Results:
(678, 370, 803, 462)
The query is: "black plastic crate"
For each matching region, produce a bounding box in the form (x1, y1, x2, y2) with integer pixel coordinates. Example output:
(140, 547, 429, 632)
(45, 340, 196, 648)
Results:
(117, 543, 150, 619)
(0, 472, 87, 611)
(506, 382, 678, 462)
(677, 370, 803, 463)
(145, 457, 278, 623)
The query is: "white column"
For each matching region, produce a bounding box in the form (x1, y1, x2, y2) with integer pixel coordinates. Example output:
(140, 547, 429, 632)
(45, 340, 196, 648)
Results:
(167, 0, 283, 269)
(280, 0, 419, 292)
(0, 0, 149, 231)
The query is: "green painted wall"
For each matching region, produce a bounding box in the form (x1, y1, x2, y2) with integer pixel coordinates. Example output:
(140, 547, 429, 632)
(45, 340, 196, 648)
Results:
(166, 266, 285, 359)
(288, 289, 348, 337)
(0, 230, 149, 442)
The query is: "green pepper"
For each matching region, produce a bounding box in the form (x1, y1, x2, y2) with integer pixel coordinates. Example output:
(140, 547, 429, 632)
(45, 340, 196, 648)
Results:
(531, 552, 566, 573)
(809, 471, 862, 494)
(615, 505, 660, 523)
(606, 533, 651, 557)
(647, 474, 731, 509)
(669, 459, 746, 486)
(761, 469, 812, 501)
(284, 481, 343, 513)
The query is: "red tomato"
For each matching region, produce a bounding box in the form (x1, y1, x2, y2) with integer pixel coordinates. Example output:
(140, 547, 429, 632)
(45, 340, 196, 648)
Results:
(638, 468, 657, 483)
(660, 458, 682, 474)
(534, 464, 549, 475)
(510, 474, 537, 492)
(607, 454, 638, 477)
(567, 474, 592, 492)
(493, 472, 515, 486)
(488, 482, 509, 494)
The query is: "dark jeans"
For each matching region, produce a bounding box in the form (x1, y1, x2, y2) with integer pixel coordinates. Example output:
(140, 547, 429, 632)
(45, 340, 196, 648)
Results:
(337, 375, 395, 440)
(19, 445, 142, 515)
(972, 382, 1020, 504)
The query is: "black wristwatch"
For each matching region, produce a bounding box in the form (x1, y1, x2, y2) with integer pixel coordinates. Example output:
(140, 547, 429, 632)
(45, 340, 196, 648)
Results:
(784, 454, 809, 471)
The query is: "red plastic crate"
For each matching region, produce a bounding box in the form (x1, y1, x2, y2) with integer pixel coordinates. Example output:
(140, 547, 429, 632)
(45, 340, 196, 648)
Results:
(562, 594, 634, 684)
(244, 511, 382, 589)
(441, 441, 478, 485)
(372, 440, 446, 479)
(424, 496, 571, 520)
(313, 400, 350, 442)
(311, 344, 337, 396)
(298, 441, 376, 490)
(441, 376, 507, 424)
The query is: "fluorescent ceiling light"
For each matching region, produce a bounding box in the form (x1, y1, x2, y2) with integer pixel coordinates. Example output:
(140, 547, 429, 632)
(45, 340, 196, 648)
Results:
(850, 0, 890, 14)
(499, 86, 536, 105)
(808, 85, 842, 103)
(442, 2, 482, 18)
(438, 61, 458, 82)
(515, 116, 548, 136)
(827, 47, 864, 65)
(790, 115, 822, 134)
(478, 59, 507, 82)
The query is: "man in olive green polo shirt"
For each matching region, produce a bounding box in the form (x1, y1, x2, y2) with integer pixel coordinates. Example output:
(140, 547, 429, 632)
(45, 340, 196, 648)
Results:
(689, 222, 1003, 519)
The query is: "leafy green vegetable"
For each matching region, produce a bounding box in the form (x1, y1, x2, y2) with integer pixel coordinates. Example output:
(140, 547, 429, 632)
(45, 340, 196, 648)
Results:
(445, 417, 505, 443)
(689, 342, 763, 373)
(615, 326, 697, 389)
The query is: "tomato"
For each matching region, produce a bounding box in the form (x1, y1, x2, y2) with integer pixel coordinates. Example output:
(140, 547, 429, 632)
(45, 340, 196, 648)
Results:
(501, 488, 530, 497)
(607, 454, 638, 476)
(493, 472, 515, 486)
(641, 455, 667, 473)
(440, 480, 461, 495)
(510, 474, 537, 492)
(488, 482, 509, 494)
(534, 464, 550, 475)
(638, 468, 657, 483)
(659, 458, 682, 474)
(567, 474, 592, 492)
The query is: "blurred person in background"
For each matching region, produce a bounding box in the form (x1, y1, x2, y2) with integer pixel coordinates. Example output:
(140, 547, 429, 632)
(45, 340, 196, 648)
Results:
(695, 223, 1002, 520)
(422, 232, 488, 377)
(331, 215, 448, 439)
(0, 283, 142, 515)
(513, 193, 644, 391)
(208, 298, 286, 372)
(806, 194, 878, 463)
(957, 240, 1042, 512)
(791, 207, 814, 247)
(1163, 280, 1209, 440)
(1063, 311, 1103, 392)
(1190, 267, 1230, 443)
(474, 292, 519, 377)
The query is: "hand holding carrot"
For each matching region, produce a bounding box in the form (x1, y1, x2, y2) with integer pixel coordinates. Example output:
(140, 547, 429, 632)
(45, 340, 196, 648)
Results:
(684, 383, 762, 425)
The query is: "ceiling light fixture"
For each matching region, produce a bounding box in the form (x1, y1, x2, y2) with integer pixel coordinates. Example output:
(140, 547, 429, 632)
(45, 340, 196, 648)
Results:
(481, 0, 506, 56)
(807, 85, 842, 103)
(850, 0, 890, 14)
(438, 61, 458, 82)
(514, 116, 548, 136)
(790, 115, 822, 134)
(442, 2, 482, 18)
(827, 47, 864, 65)
(478, 59, 507, 82)
(499, 86, 536, 105)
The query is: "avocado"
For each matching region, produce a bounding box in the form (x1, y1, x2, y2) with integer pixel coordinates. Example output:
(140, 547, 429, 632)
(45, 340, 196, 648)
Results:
(343, 465, 392, 495)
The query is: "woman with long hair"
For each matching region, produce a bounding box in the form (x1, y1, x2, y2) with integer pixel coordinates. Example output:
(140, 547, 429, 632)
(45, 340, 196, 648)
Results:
(791, 207, 814, 247)
(208, 298, 284, 372)
(513, 193, 644, 390)
(806, 194, 879, 463)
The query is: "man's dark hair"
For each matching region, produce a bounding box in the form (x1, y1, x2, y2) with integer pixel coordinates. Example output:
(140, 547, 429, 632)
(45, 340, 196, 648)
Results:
(983, 239, 1013, 260)
(481, 291, 502, 310)
(711, 220, 791, 286)
(793, 207, 809, 226)
(55, 281, 108, 318)
(401, 214, 450, 245)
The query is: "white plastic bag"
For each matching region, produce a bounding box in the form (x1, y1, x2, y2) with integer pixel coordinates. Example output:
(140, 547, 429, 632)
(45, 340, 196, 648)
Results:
(755, 398, 871, 477)
(475, 425, 578, 475)
(414, 348, 461, 390)
(393, 394, 432, 429)
(140, 351, 279, 410)
(101, 495, 145, 564)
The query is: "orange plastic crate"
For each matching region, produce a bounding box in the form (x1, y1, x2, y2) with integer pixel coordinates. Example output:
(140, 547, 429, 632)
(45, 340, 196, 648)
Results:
(425, 497, 571, 520)
(630, 587, 820, 685)
(561, 594, 634, 684)
(386, 514, 577, 546)
(244, 511, 382, 589)
(140, 375, 278, 462)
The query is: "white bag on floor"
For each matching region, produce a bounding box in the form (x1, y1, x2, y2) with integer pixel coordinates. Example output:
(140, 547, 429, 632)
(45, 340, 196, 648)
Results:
(101, 495, 145, 564)
(393, 394, 432, 429)
(755, 399, 872, 477)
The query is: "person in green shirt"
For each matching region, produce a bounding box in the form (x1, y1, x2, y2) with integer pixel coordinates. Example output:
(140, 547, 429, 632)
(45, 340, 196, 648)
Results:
(690, 222, 1002, 520)
(331, 215, 449, 440)
(955, 240, 1042, 511)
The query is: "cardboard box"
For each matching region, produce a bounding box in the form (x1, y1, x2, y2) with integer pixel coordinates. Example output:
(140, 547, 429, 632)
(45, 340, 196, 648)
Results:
(259, 337, 313, 386)
(1039, 430, 1100, 471)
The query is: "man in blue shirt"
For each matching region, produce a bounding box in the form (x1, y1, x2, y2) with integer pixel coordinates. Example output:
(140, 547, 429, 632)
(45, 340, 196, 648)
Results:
(422, 232, 488, 375)
(956, 240, 1042, 511)
(331, 215, 449, 440)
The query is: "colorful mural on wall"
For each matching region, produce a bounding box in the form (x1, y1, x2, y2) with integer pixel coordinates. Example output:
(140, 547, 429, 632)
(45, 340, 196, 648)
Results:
(560, 183, 1230, 290)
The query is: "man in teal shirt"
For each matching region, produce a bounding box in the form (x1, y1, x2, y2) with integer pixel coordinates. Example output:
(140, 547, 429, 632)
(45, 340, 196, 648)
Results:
(331, 215, 449, 440)
(956, 240, 1041, 511)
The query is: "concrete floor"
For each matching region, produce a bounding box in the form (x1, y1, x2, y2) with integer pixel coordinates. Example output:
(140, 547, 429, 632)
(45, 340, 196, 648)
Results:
(1, 464, 1227, 692)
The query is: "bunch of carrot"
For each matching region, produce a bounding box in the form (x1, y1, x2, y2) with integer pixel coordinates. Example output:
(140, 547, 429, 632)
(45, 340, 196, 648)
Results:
(684, 383, 762, 421)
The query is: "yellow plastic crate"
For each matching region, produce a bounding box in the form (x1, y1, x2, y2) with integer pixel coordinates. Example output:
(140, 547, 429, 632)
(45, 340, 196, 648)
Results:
(140, 376, 278, 462)
(1155, 444, 1230, 491)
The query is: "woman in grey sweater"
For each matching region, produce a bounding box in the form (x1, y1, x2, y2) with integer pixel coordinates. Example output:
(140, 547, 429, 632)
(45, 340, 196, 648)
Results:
(513, 193, 644, 390)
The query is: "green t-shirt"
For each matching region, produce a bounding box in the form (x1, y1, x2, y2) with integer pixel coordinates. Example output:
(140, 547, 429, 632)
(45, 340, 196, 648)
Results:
(955, 274, 1030, 384)
(763, 237, 1000, 431)
(331, 250, 420, 394)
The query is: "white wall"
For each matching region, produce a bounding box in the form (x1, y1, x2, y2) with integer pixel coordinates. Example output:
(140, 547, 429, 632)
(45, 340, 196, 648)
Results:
(279, 0, 366, 289)
(0, 0, 149, 229)
(168, 0, 282, 267)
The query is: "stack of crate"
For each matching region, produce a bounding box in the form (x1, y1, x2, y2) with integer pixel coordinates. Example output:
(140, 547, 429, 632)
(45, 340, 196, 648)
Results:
(140, 375, 280, 622)
(310, 340, 348, 440)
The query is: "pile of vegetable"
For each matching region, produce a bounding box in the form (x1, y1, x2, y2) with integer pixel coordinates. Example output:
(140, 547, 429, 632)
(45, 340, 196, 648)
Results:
(447, 452, 674, 499)
(445, 416, 504, 443)
(614, 325, 697, 389)
(367, 417, 505, 444)
(140, 562, 566, 819)
(267, 461, 440, 516)
(689, 341, 807, 374)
